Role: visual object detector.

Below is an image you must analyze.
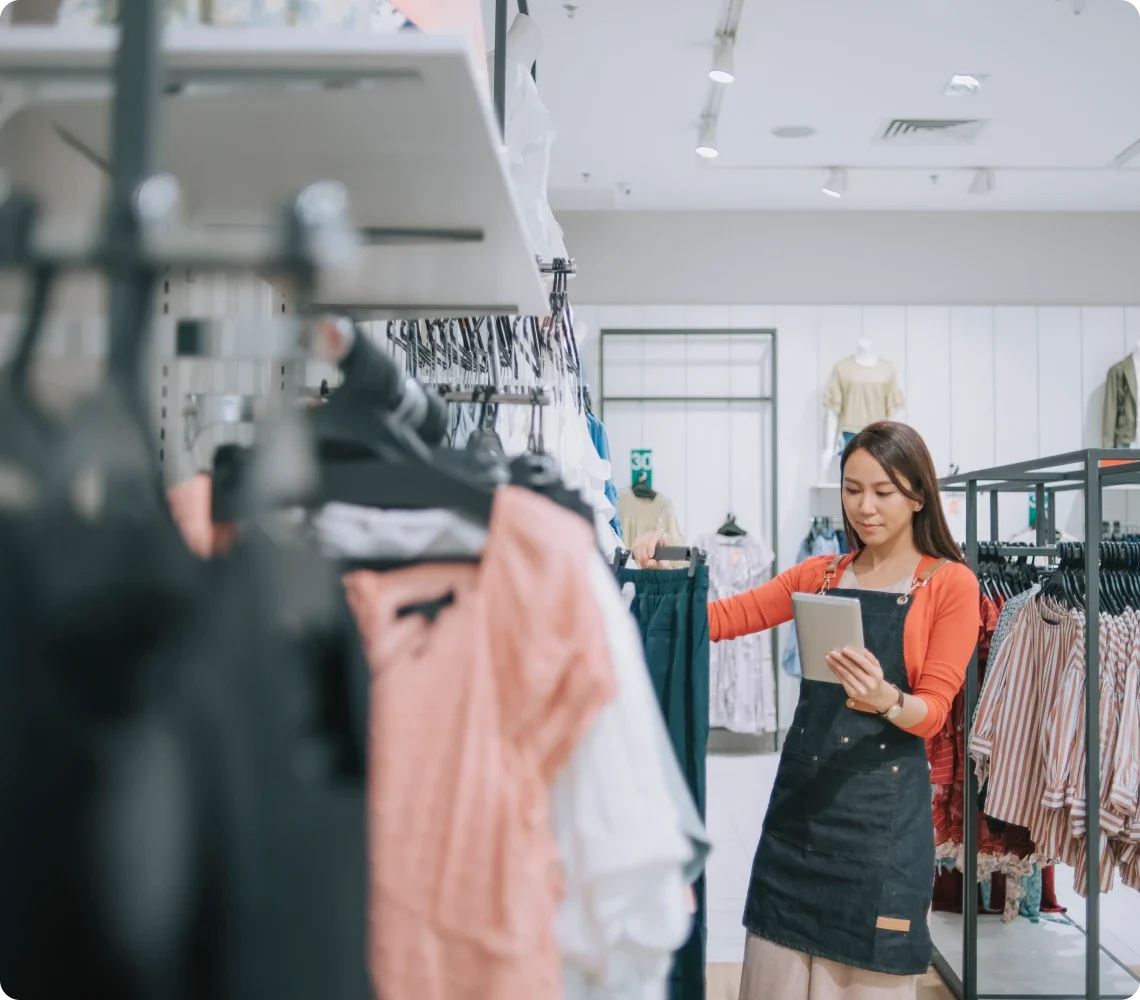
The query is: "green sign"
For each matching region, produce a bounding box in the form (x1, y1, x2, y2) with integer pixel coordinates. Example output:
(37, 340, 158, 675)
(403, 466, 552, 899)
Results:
(631, 449, 653, 488)
(1028, 492, 1049, 528)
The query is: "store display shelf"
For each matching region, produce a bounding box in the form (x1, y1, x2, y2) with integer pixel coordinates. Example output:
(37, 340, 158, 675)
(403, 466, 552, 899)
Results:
(0, 28, 546, 317)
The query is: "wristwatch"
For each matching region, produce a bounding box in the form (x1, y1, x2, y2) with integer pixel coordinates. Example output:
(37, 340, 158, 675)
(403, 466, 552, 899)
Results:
(878, 686, 905, 721)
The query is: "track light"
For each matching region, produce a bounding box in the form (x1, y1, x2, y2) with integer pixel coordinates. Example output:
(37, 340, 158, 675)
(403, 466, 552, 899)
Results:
(822, 167, 847, 198)
(710, 36, 735, 84)
(968, 167, 994, 195)
(696, 119, 719, 158)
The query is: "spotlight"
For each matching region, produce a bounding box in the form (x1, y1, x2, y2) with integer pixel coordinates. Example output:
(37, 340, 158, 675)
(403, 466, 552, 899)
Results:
(968, 167, 994, 195)
(696, 119, 720, 158)
(822, 167, 847, 198)
(710, 36, 735, 84)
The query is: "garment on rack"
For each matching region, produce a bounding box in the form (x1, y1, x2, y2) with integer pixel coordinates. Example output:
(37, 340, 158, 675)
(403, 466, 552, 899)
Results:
(780, 525, 846, 678)
(616, 565, 711, 1000)
(698, 532, 776, 735)
(343, 486, 615, 1000)
(928, 593, 1037, 923)
(970, 595, 1140, 896)
(823, 357, 906, 435)
(554, 555, 703, 1000)
(619, 489, 684, 552)
(586, 410, 623, 540)
(1102, 356, 1139, 449)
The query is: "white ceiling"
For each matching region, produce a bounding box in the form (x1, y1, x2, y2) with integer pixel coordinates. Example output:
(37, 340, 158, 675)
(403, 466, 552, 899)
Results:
(486, 0, 1140, 210)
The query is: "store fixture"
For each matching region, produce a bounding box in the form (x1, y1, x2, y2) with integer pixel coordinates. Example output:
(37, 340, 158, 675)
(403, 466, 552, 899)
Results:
(599, 325, 779, 735)
(0, 27, 547, 318)
(937, 450, 1140, 1000)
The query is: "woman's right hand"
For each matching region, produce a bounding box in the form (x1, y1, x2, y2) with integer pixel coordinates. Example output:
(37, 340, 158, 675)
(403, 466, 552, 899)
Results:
(633, 531, 664, 568)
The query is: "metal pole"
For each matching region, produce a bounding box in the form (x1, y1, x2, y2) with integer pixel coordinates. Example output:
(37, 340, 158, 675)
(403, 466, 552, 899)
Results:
(494, 0, 507, 138)
(105, 0, 162, 395)
(1036, 482, 1047, 546)
(963, 478, 980, 1000)
(1084, 455, 1102, 1000)
(990, 490, 999, 541)
(1047, 488, 1056, 543)
(770, 329, 779, 742)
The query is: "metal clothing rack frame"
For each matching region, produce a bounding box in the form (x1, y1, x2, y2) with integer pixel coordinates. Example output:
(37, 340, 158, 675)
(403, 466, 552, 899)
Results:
(598, 326, 780, 739)
(937, 449, 1140, 1000)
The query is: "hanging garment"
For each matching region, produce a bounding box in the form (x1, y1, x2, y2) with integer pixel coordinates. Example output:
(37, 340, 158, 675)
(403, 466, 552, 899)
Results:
(553, 555, 702, 1000)
(616, 565, 711, 1000)
(1102, 356, 1139, 448)
(586, 409, 623, 540)
(780, 530, 844, 678)
(742, 557, 951, 981)
(343, 486, 615, 1000)
(698, 533, 776, 734)
(619, 489, 685, 551)
(823, 357, 906, 435)
(970, 595, 1140, 896)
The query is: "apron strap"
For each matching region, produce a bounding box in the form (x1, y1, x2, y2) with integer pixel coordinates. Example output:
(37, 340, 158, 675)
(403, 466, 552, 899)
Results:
(817, 554, 845, 595)
(895, 557, 950, 606)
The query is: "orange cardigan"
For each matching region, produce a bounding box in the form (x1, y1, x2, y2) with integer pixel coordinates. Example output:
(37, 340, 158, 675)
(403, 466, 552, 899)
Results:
(709, 553, 980, 739)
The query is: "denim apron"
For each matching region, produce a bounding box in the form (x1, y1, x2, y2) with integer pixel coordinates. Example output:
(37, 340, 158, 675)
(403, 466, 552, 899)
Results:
(743, 555, 947, 977)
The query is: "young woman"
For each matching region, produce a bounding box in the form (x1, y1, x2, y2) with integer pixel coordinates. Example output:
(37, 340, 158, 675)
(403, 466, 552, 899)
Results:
(633, 421, 979, 1000)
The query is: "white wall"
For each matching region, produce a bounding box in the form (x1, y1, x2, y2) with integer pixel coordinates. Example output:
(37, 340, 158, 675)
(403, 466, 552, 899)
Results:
(559, 212, 1140, 307)
(574, 302, 1140, 727)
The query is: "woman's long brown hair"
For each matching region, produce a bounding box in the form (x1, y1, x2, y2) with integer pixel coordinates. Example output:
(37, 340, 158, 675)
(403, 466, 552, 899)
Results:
(839, 421, 965, 563)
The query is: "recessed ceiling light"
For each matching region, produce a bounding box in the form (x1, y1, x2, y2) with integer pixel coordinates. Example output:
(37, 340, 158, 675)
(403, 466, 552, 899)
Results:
(709, 37, 735, 84)
(771, 125, 816, 139)
(943, 74, 986, 96)
(822, 167, 847, 198)
(696, 119, 720, 158)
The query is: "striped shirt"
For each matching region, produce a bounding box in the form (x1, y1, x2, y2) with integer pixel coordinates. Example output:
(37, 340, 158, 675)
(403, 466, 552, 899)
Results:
(970, 595, 1140, 897)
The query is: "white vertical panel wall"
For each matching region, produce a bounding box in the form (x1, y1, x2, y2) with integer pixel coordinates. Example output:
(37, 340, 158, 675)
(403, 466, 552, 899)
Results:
(574, 302, 1140, 727)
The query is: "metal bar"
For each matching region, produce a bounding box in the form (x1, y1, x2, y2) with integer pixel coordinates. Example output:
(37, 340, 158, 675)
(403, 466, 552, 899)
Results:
(942, 479, 1090, 495)
(990, 491, 1000, 542)
(988, 546, 1060, 558)
(104, 0, 161, 400)
(770, 328, 780, 739)
(1037, 482, 1047, 546)
(494, 0, 507, 137)
(603, 395, 774, 404)
(1047, 488, 1057, 542)
(962, 478, 980, 1000)
(440, 389, 550, 405)
(1084, 454, 1102, 1000)
(939, 449, 1096, 485)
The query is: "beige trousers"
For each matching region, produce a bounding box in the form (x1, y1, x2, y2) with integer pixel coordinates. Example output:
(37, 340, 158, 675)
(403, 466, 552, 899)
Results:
(738, 933, 919, 1000)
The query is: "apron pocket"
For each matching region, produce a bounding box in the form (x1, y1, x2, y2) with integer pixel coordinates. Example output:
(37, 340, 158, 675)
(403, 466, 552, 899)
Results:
(764, 752, 898, 865)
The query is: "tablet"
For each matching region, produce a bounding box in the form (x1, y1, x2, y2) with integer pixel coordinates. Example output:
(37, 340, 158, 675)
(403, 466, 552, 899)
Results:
(791, 593, 865, 685)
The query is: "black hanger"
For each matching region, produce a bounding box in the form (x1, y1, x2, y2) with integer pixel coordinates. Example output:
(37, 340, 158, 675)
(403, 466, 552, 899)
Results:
(717, 513, 748, 537)
(320, 414, 495, 526)
(631, 474, 656, 500)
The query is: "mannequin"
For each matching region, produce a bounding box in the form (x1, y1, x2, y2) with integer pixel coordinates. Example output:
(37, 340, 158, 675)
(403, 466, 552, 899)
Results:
(820, 339, 905, 478)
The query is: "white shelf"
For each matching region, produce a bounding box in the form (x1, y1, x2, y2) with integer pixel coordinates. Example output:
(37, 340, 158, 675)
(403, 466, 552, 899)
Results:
(0, 27, 547, 318)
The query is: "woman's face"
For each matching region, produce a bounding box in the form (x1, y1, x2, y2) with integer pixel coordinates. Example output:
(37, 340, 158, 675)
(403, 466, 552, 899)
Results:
(841, 447, 919, 550)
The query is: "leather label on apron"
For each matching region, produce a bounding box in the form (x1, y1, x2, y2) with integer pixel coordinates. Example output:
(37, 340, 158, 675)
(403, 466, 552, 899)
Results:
(876, 916, 911, 933)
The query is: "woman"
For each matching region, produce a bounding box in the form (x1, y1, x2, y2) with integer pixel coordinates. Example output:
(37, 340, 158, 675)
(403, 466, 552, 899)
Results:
(634, 422, 979, 1000)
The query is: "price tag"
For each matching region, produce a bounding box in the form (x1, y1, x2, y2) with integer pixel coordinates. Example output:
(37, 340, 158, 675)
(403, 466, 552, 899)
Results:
(631, 449, 653, 488)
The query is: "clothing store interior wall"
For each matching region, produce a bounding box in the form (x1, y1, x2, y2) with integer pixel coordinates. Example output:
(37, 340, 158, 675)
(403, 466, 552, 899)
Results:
(4, 0, 1140, 999)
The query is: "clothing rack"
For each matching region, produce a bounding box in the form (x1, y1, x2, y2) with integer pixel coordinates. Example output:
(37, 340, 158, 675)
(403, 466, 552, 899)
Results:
(439, 386, 551, 406)
(938, 450, 1140, 1000)
(612, 545, 708, 577)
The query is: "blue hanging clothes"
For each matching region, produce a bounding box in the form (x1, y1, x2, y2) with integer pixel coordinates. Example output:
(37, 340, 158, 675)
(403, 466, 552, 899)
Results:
(780, 523, 846, 677)
(585, 410, 623, 540)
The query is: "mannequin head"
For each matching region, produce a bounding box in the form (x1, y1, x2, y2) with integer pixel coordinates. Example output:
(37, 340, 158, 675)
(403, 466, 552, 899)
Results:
(839, 421, 963, 562)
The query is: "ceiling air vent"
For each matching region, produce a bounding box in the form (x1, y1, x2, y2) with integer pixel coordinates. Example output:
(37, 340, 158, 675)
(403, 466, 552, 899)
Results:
(877, 119, 988, 145)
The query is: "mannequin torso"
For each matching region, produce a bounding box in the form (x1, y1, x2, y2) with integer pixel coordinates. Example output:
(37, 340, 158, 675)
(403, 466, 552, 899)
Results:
(820, 340, 904, 477)
(1130, 348, 1140, 446)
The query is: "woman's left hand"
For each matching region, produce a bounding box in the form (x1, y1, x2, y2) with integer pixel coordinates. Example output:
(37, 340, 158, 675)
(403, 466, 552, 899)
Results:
(825, 647, 896, 713)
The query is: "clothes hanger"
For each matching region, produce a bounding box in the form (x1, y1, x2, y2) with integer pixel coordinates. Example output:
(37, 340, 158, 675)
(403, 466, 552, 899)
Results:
(717, 513, 748, 537)
(631, 473, 656, 500)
